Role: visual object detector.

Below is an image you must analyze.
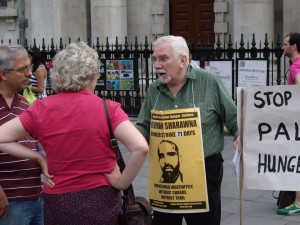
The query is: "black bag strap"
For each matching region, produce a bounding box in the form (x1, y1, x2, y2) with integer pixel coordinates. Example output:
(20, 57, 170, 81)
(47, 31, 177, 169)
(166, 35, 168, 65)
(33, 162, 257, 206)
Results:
(102, 98, 138, 206)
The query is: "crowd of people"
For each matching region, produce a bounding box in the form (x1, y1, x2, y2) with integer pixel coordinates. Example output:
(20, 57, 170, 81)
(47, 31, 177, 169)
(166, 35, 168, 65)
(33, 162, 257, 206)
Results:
(0, 42, 148, 225)
(0, 33, 299, 225)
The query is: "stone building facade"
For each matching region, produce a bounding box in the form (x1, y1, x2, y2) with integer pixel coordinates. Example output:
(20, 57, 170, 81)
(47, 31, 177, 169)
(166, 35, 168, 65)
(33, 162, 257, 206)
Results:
(0, 0, 298, 47)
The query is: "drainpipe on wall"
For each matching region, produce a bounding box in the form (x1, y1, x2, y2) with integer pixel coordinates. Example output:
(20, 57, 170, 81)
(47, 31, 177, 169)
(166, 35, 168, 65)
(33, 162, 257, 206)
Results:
(17, 0, 27, 45)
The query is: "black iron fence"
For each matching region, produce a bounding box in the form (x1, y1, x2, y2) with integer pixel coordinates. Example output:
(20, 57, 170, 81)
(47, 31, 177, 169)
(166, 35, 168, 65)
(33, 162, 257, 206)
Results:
(2, 33, 286, 117)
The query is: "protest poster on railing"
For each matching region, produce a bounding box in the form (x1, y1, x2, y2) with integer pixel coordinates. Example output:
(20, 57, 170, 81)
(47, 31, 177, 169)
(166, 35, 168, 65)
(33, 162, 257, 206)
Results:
(237, 85, 300, 191)
(96, 59, 138, 91)
(204, 60, 234, 98)
(237, 59, 269, 87)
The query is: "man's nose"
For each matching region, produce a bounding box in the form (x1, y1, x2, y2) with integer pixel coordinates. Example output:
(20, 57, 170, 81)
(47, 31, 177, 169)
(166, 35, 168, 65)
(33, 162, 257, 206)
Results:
(153, 61, 162, 69)
(25, 70, 32, 77)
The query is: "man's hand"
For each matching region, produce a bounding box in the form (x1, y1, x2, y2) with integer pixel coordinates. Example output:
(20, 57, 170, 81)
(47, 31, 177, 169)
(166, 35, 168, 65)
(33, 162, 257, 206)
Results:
(234, 135, 241, 152)
(0, 187, 8, 219)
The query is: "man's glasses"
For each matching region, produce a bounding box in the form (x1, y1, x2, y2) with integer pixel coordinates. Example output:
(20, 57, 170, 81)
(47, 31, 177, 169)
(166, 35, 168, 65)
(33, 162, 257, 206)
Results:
(6, 65, 31, 74)
(151, 56, 170, 65)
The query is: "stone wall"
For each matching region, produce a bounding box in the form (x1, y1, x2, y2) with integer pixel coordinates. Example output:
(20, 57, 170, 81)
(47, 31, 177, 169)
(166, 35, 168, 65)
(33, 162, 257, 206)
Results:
(0, 0, 296, 49)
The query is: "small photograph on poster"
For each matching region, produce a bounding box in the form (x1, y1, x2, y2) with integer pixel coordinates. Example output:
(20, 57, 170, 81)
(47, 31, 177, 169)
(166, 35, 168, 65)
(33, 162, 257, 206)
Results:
(120, 80, 134, 90)
(107, 59, 133, 70)
(107, 60, 118, 70)
(119, 60, 133, 70)
(120, 70, 133, 80)
(107, 70, 120, 80)
(106, 80, 120, 90)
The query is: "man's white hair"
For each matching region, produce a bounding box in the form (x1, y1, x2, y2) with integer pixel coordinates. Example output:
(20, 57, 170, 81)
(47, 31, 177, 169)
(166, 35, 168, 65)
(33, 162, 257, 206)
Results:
(153, 35, 190, 58)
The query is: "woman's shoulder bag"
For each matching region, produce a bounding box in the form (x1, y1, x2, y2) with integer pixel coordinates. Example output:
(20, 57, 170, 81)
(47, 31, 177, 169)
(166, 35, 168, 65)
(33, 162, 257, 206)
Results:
(103, 98, 153, 225)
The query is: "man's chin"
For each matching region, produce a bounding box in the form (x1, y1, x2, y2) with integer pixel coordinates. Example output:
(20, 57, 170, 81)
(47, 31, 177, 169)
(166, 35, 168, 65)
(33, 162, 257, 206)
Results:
(20, 84, 29, 91)
(159, 77, 171, 84)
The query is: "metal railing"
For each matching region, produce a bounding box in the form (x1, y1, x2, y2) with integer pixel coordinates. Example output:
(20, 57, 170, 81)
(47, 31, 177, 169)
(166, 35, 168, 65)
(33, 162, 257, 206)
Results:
(1, 33, 286, 117)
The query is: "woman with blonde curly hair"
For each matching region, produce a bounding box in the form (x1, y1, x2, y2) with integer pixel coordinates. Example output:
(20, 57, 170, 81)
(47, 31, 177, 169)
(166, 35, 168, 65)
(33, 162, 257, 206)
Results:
(0, 41, 149, 225)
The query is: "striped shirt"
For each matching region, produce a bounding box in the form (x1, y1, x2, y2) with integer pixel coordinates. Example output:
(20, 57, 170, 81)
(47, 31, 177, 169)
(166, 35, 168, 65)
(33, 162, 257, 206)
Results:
(0, 94, 43, 201)
(29, 64, 47, 99)
(136, 66, 239, 157)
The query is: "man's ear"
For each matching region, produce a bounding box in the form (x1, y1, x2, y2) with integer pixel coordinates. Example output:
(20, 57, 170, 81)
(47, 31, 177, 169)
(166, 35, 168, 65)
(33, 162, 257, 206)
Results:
(292, 43, 298, 51)
(0, 70, 8, 81)
(179, 55, 188, 69)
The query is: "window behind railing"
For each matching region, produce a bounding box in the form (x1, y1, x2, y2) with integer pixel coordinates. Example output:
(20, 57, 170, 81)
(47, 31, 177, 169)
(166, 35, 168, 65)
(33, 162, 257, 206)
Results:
(0, 0, 7, 7)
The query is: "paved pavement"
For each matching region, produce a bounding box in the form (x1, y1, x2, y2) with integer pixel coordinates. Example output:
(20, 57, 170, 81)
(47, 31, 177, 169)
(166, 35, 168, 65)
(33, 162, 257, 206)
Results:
(119, 134, 300, 225)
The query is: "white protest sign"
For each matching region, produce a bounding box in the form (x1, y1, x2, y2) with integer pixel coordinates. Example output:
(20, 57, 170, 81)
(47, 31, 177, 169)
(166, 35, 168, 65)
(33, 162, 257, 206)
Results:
(238, 85, 300, 191)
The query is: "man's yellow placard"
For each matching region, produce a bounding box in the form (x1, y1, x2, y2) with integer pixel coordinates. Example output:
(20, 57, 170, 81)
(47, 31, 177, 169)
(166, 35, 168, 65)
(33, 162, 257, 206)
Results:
(149, 108, 209, 213)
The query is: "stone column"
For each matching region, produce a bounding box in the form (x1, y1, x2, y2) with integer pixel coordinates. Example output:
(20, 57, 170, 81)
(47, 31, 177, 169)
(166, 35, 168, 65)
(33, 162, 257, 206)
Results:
(28, 0, 62, 47)
(283, 0, 300, 37)
(214, 0, 228, 46)
(90, 0, 127, 45)
(233, 0, 274, 44)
